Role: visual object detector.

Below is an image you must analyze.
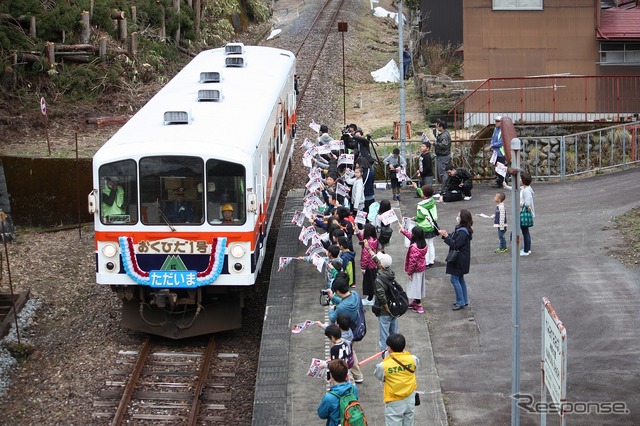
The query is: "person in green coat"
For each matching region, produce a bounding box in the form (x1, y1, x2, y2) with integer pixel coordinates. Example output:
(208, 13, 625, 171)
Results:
(411, 182, 438, 268)
(101, 176, 125, 220)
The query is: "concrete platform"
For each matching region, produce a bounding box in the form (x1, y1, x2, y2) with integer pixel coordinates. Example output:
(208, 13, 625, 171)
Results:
(254, 167, 640, 425)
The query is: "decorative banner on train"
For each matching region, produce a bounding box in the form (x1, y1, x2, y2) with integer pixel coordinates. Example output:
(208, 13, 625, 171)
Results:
(119, 236, 227, 286)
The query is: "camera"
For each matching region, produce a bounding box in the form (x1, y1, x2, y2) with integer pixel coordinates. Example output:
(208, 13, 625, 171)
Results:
(319, 289, 331, 306)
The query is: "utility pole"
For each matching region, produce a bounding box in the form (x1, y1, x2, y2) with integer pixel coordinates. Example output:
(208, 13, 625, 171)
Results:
(398, 0, 406, 162)
(510, 138, 522, 426)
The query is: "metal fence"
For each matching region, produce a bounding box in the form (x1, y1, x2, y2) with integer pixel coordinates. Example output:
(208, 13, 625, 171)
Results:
(444, 123, 640, 181)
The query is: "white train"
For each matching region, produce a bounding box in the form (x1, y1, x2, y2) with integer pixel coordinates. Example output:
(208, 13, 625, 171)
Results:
(88, 44, 297, 338)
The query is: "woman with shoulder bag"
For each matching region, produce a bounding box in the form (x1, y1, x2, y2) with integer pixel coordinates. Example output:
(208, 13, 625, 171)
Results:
(519, 171, 535, 257)
(438, 209, 473, 310)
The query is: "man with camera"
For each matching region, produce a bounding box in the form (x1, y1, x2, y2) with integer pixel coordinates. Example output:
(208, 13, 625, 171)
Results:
(342, 124, 375, 165)
(432, 119, 452, 190)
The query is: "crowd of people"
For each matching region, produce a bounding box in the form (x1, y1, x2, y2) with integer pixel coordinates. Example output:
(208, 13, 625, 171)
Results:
(287, 118, 535, 425)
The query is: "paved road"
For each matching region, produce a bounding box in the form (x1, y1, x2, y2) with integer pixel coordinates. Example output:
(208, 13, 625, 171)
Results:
(420, 167, 640, 424)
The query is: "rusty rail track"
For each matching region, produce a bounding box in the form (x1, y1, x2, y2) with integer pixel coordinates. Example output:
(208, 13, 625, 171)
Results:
(289, 0, 347, 106)
(93, 335, 239, 425)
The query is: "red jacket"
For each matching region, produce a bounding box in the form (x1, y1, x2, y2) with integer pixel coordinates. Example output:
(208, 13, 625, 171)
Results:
(401, 228, 428, 274)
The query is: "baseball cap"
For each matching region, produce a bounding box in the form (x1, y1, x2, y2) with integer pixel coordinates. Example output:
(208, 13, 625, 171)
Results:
(377, 252, 392, 268)
(495, 116, 502, 122)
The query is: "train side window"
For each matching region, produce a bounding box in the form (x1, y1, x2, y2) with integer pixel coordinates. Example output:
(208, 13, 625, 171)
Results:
(206, 159, 246, 225)
(99, 160, 138, 225)
(139, 156, 204, 225)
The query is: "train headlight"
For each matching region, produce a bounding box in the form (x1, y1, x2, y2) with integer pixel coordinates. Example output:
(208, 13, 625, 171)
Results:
(102, 243, 118, 258)
(233, 262, 244, 272)
(230, 244, 245, 258)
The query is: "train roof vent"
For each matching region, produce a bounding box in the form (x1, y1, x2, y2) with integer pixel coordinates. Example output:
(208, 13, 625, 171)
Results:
(225, 43, 244, 55)
(163, 110, 190, 125)
(197, 89, 222, 102)
(199, 71, 221, 83)
(225, 55, 245, 68)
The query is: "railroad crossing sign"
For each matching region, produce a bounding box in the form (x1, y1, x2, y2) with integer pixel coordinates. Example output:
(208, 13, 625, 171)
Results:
(40, 97, 47, 115)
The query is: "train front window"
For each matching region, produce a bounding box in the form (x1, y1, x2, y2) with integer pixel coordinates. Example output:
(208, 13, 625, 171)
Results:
(206, 160, 246, 225)
(139, 156, 204, 225)
(99, 160, 138, 225)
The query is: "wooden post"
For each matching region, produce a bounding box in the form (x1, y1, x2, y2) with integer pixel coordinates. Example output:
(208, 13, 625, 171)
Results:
(29, 16, 36, 38)
(98, 37, 107, 57)
(45, 42, 55, 66)
(173, 0, 180, 44)
(118, 18, 127, 41)
(90, 0, 94, 17)
(131, 5, 136, 24)
(160, 6, 166, 40)
(194, 0, 201, 38)
(80, 11, 90, 43)
(130, 32, 138, 58)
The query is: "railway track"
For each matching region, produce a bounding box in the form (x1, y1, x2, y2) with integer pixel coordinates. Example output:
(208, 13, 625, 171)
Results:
(293, 0, 347, 107)
(92, 336, 239, 425)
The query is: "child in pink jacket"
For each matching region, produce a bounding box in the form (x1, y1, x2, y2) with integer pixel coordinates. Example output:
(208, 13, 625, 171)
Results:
(400, 224, 429, 313)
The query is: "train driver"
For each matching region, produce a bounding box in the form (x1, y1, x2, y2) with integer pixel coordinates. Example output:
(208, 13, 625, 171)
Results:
(164, 187, 194, 223)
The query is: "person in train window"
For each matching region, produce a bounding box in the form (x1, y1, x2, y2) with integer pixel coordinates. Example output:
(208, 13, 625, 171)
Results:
(101, 176, 125, 218)
(165, 187, 194, 223)
(220, 204, 240, 224)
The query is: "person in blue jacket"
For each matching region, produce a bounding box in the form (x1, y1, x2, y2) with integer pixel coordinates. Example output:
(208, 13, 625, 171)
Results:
(439, 209, 473, 310)
(317, 359, 359, 426)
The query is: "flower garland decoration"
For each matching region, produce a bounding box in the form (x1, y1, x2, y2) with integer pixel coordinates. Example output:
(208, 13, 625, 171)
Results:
(118, 236, 227, 286)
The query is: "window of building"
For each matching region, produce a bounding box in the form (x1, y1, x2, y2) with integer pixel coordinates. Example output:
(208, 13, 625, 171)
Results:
(600, 43, 640, 65)
(493, 0, 543, 10)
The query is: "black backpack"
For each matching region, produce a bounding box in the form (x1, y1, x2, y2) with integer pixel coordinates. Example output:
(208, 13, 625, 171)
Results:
(378, 225, 393, 245)
(378, 275, 409, 317)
